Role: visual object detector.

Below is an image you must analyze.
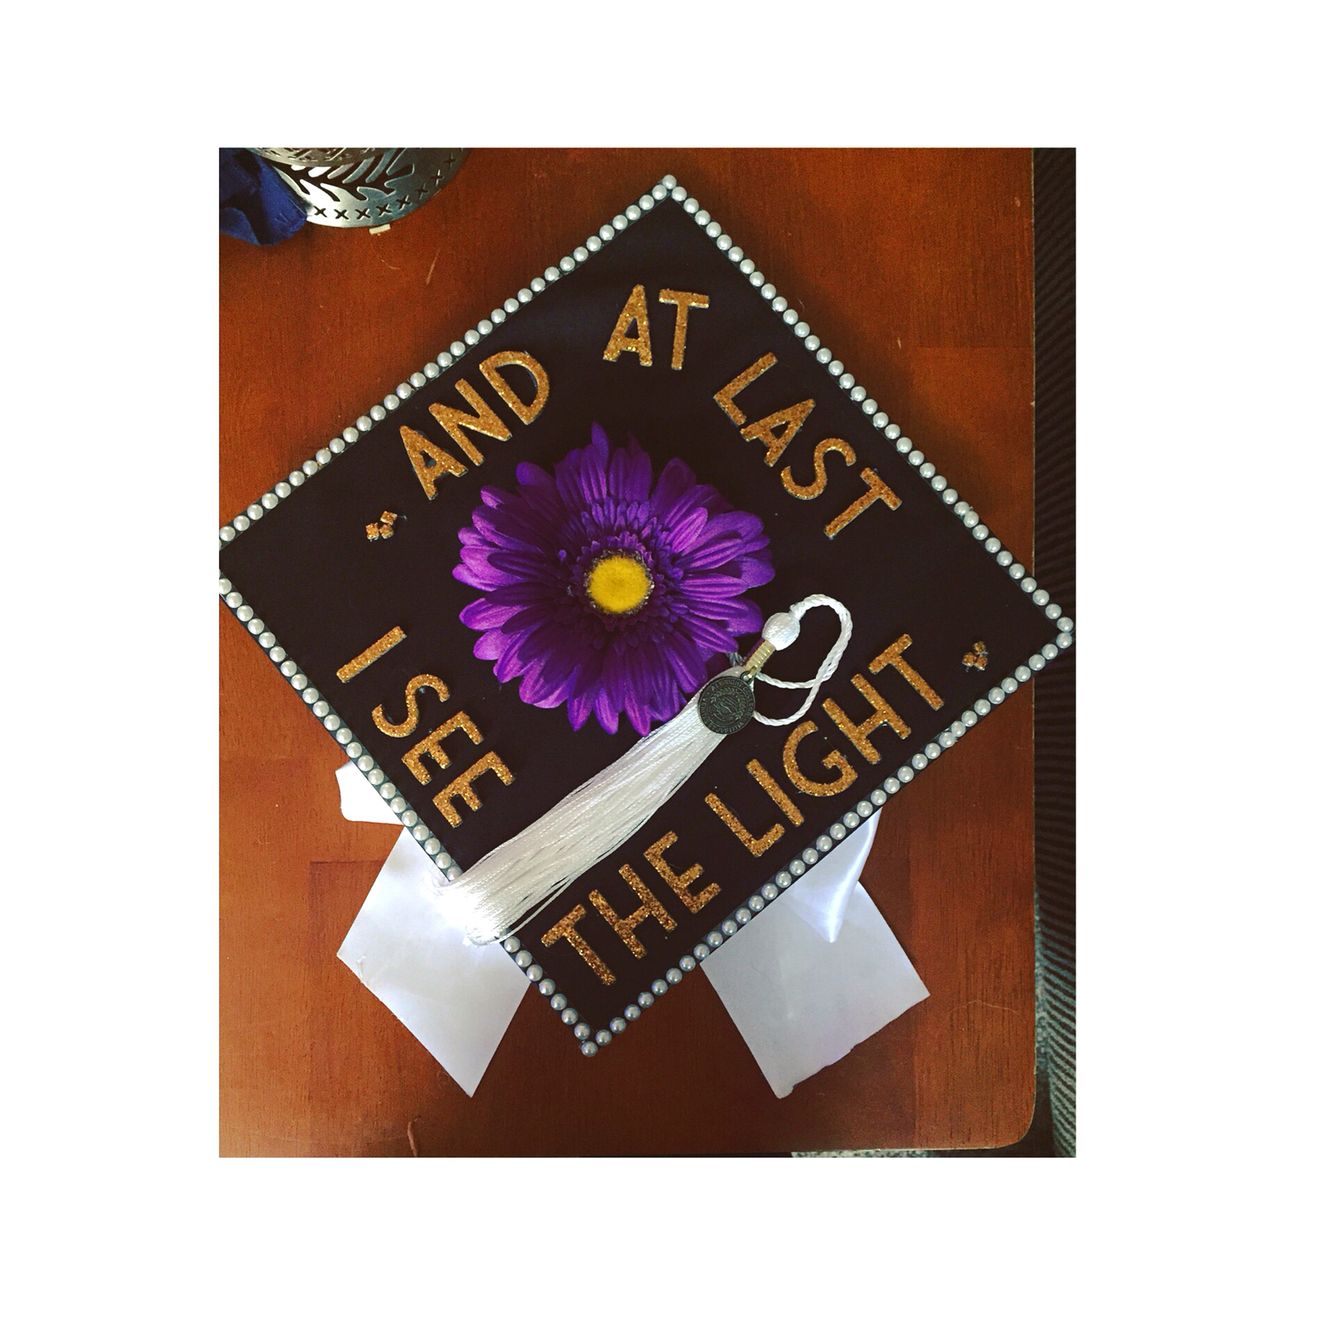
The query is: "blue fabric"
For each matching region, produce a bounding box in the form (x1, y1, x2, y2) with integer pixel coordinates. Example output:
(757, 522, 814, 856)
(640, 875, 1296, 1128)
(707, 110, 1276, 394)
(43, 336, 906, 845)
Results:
(220, 148, 307, 246)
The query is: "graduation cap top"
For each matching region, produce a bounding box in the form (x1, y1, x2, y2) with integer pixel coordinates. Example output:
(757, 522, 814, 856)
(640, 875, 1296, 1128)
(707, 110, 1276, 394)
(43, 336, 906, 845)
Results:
(218, 174, 1073, 1056)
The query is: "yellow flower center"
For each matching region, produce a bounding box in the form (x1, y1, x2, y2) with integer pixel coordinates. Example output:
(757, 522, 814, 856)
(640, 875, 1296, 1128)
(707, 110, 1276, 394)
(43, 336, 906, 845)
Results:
(585, 552, 652, 616)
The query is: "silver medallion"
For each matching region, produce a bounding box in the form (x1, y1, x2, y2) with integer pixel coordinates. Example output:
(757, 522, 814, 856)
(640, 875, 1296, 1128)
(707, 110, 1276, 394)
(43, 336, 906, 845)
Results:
(697, 674, 755, 735)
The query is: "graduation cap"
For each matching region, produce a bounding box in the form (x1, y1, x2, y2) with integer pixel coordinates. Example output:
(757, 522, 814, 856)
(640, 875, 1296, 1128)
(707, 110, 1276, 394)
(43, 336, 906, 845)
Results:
(218, 173, 1072, 1056)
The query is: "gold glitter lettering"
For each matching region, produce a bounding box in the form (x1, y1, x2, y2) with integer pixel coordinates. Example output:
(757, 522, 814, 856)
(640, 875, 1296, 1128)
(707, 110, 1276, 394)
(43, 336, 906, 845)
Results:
(870, 634, 945, 710)
(432, 752, 513, 827)
(590, 867, 677, 958)
(746, 759, 804, 825)
(822, 674, 911, 763)
(372, 672, 449, 738)
(336, 626, 407, 683)
(740, 398, 816, 468)
(783, 720, 858, 796)
(479, 350, 549, 425)
(428, 380, 513, 466)
(705, 792, 784, 857)
(401, 711, 482, 784)
(657, 289, 710, 370)
(602, 284, 654, 366)
(401, 424, 467, 500)
(541, 905, 616, 985)
(644, 831, 719, 914)
(824, 467, 902, 538)
(781, 437, 857, 500)
(714, 352, 777, 425)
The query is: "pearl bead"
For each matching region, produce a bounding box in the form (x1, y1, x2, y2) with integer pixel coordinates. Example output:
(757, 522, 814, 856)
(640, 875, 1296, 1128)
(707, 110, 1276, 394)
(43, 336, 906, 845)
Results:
(610, 1017, 627, 1033)
(775, 871, 792, 888)
(1021, 576, 1038, 593)
(370, 404, 388, 420)
(573, 1021, 590, 1039)
(706, 930, 724, 947)
(233, 515, 251, 532)
(1002, 677, 1018, 694)
(849, 385, 866, 402)
(762, 883, 779, 901)
(637, 991, 654, 1008)
(580, 1042, 598, 1057)
(679, 954, 697, 971)
(651, 978, 668, 996)
(538, 979, 555, 997)
(1010, 563, 1026, 579)
(871, 788, 887, 806)
(514, 950, 532, 968)
(693, 943, 710, 960)
(830, 823, 846, 840)
(911, 753, 928, 771)
(1033, 589, 1050, 606)
(856, 799, 874, 816)
(884, 777, 901, 793)
(844, 810, 862, 827)
(873, 411, 889, 428)
(908, 450, 925, 467)
(748, 895, 765, 912)
(884, 423, 902, 440)
(838, 372, 854, 389)
(988, 687, 1005, 705)
(1015, 665, 1031, 683)
(816, 834, 833, 852)
(550, 993, 567, 1010)
(722, 918, 739, 935)
(1057, 631, 1073, 649)
(666, 967, 683, 984)
(543, 266, 560, 281)
(596, 1029, 613, 1046)
(974, 699, 991, 716)
(1042, 642, 1059, 660)
(802, 846, 819, 865)
(734, 908, 752, 925)
(503, 937, 520, 954)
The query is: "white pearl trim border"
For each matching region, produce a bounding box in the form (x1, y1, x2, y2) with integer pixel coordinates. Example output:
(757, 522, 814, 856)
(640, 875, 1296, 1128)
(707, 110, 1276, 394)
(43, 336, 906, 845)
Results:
(218, 172, 1074, 1057)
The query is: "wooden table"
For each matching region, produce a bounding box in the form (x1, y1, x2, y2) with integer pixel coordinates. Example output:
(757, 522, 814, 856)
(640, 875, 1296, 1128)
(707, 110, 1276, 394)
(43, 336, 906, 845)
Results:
(220, 148, 1036, 1155)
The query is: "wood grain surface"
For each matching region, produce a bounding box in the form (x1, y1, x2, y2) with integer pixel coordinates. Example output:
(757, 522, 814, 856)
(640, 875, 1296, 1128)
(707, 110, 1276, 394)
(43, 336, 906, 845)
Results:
(220, 148, 1035, 1156)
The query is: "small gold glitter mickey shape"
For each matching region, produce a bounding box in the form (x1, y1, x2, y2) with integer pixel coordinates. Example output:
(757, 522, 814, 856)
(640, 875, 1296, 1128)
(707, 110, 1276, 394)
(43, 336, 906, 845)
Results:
(962, 641, 989, 671)
(365, 511, 399, 541)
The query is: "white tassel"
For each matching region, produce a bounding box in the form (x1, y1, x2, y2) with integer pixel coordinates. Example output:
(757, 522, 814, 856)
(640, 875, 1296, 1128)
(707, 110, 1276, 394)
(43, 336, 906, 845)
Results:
(457, 596, 852, 944)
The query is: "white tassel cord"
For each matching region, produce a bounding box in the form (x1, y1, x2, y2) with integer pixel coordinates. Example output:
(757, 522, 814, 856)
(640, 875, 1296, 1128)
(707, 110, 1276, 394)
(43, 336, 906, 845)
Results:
(457, 596, 852, 944)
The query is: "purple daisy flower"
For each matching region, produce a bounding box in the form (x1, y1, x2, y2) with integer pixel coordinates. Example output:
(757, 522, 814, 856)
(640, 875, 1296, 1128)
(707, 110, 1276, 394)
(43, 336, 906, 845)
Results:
(454, 425, 774, 735)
